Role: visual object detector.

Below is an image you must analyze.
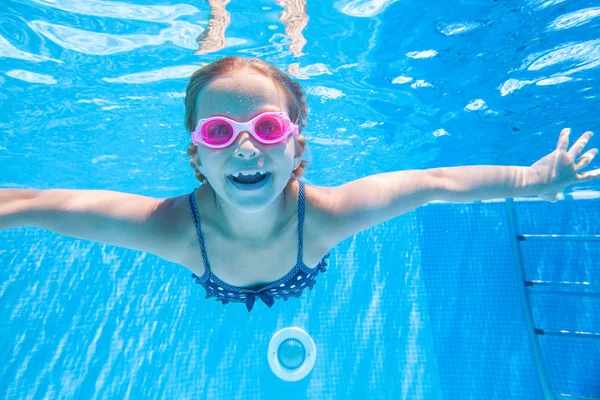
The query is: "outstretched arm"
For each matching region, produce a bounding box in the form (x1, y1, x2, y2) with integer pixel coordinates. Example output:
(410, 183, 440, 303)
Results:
(0, 189, 189, 265)
(321, 128, 599, 247)
(432, 129, 598, 202)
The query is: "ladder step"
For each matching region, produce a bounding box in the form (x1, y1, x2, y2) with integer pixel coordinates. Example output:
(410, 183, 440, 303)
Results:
(558, 394, 600, 400)
(518, 234, 600, 241)
(535, 328, 600, 339)
(525, 280, 600, 297)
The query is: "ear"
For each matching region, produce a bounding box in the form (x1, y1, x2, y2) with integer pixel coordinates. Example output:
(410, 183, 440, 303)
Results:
(188, 143, 206, 175)
(293, 152, 302, 170)
(292, 137, 304, 170)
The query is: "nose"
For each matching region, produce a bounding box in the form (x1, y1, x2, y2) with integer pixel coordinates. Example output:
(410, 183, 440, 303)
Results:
(233, 131, 260, 159)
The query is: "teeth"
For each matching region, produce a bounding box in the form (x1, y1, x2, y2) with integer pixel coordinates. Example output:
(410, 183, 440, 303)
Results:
(233, 170, 268, 178)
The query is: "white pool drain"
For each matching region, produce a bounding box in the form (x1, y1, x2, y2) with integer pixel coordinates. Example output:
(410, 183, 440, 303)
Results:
(268, 327, 316, 381)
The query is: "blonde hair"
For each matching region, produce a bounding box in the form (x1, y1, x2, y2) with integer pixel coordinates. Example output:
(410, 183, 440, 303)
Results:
(184, 56, 310, 183)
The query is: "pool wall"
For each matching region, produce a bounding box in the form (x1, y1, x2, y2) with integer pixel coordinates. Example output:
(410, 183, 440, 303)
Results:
(1, 198, 598, 399)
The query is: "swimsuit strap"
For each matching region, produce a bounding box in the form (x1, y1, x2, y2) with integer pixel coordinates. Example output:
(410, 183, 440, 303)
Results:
(297, 180, 305, 265)
(188, 188, 211, 273)
(188, 181, 306, 272)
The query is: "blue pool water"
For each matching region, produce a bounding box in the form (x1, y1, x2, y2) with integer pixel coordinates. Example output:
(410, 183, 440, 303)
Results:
(1, 0, 599, 398)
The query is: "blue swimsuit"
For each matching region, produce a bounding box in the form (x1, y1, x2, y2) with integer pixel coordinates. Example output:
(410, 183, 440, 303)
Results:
(188, 180, 330, 312)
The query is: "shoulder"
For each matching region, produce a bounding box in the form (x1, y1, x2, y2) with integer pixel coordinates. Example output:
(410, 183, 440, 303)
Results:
(302, 183, 335, 214)
(300, 183, 341, 249)
(151, 191, 202, 267)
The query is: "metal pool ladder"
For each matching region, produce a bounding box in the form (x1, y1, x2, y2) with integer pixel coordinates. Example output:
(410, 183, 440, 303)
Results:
(505, 198, 600, 400)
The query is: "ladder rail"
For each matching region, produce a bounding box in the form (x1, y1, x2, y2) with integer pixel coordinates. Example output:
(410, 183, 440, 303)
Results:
(505, 198, 556, 399)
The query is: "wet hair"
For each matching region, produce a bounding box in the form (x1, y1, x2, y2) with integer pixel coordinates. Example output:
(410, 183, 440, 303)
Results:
(184, 56, 310, 183)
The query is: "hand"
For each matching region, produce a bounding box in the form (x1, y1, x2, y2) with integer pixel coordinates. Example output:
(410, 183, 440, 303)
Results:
(531, 128, 599, 202)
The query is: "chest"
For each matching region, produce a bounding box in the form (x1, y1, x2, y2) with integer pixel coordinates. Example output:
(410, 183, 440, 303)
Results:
(183, 212, 327, 289)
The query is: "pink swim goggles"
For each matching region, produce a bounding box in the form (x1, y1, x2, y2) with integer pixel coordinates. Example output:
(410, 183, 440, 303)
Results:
(191, 112, 299, 149)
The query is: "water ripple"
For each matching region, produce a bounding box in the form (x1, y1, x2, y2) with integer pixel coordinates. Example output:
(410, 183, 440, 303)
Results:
(526, 0, 567, 11)
(500, 39, 600, 95)
(526, 39, 600, 72)
(436, 21, 484, 36)
(498, 78, 534, 96)
(27, 0, 200, 23)
(0, 34, 61, 62)
(238, 33, 291, 58)
(433, 128, 450, 137)
(392, 75, 412, 84)
(334, 0, 400, 17)
(27, 20, 204, 55)
(410, 80, 433, 88)
(548, 7, 600, 31)
(465, 99, 487, 111)
(406, 50, 437, 59)
(305, 86, 345, 102)
(5, 69, 57, 84)
(298, 63, 332, 77)
(536, 75, 573, 85)
(103, 65, 203, 84)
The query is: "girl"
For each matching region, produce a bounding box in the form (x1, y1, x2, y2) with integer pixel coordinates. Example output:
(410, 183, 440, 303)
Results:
(1, 56, 598, 312)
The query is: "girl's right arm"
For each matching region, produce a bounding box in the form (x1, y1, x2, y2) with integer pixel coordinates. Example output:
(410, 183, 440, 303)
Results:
(0, 189, 188, 265)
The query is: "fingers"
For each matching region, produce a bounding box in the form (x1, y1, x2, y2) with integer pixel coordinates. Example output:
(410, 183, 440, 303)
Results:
(557, 127, 571, 152)
(577, 168, 600, 182)
(568, 131, 594, 159)
(576, 148, 598, 169)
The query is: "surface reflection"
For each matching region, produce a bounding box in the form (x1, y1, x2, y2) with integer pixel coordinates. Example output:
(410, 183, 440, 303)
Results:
(194, 0, 231, 55)
(28, 20, 203, 55)
(196, 0, 308, 57)
(27, 0, 199, 22)
(0, 34, 61, 63)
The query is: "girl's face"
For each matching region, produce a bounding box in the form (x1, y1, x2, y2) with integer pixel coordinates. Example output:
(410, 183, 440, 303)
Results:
(192, 68, 301, 212)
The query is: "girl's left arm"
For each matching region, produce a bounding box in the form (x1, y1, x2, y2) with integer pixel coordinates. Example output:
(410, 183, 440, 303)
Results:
(321, 128, 599, 247)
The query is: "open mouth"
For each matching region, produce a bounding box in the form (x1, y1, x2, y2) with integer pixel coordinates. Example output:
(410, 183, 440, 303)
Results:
(229, 172, 271, 185)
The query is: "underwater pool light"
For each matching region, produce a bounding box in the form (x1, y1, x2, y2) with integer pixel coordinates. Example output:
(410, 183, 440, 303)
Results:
(268, 327, 316, 381)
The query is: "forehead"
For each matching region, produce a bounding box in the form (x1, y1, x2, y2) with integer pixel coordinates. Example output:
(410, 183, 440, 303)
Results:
(195, 69, 289, 121)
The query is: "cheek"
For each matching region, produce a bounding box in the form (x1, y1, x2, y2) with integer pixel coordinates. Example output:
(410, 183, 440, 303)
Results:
(193, 151, 204, 170)
(196, 147, 225, 168)
(285, 140, 298, 161)
(281, 138, 296, 155)
(267, 143, 295, 168)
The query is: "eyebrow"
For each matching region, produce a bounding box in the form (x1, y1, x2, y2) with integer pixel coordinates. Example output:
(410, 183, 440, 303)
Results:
(211, 107, 284, 121)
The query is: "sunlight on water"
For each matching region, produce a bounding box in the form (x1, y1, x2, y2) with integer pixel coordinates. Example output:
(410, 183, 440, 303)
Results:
(500, 39, 600, 96)
(28, 0, 200, 22)
(6, 69, 57, 84)
(335, 0, 400, 17)
(0, 35, 61, 63)
(28, 20, 203, 55)
(547, 7, 600, 31)
(103, 65, 204, 84)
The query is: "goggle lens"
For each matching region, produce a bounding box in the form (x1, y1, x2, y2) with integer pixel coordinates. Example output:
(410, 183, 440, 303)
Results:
(202, 120, 234, 145)
(255, 115, 285, 141)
